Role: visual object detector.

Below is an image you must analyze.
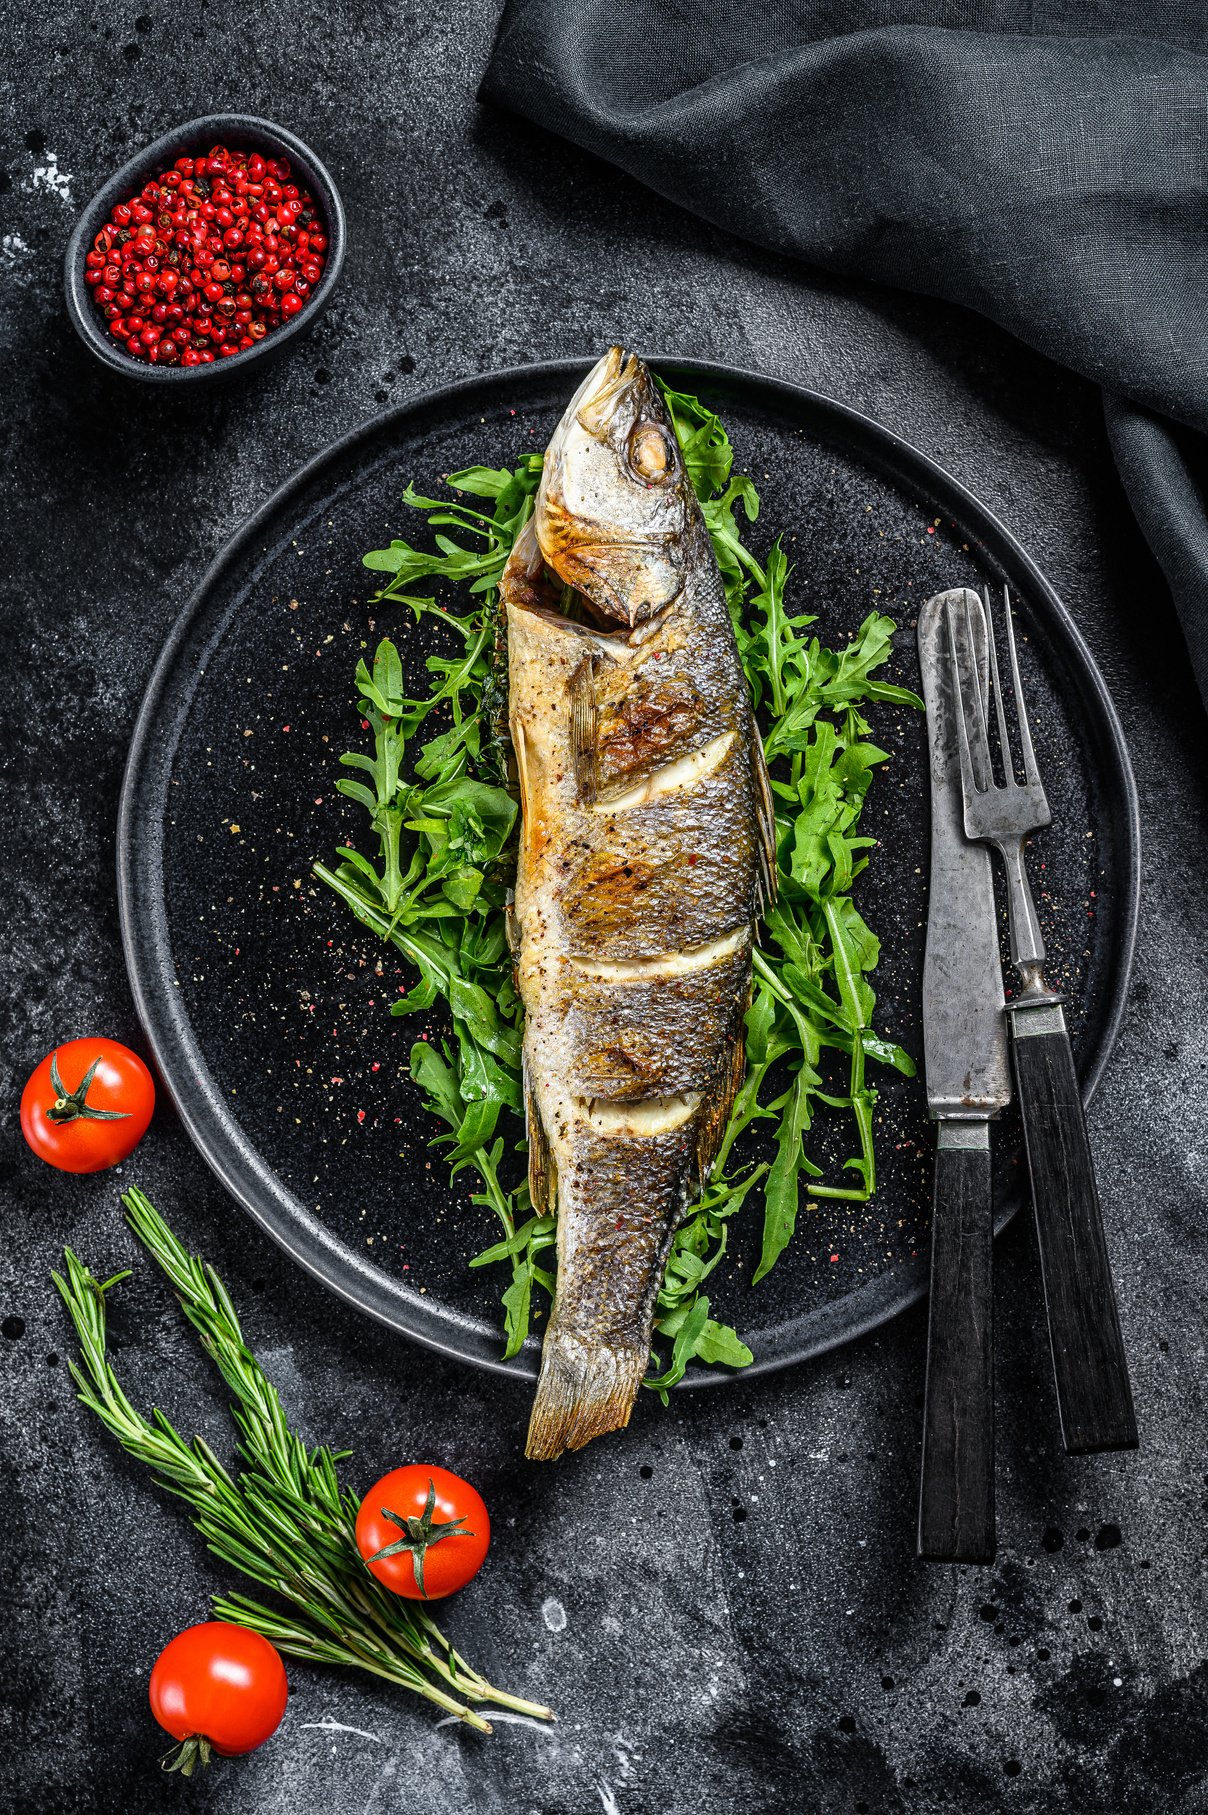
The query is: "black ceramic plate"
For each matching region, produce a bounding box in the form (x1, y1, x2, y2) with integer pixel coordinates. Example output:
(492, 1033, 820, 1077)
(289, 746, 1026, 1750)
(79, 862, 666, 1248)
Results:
(118, 358, 1138, 1384)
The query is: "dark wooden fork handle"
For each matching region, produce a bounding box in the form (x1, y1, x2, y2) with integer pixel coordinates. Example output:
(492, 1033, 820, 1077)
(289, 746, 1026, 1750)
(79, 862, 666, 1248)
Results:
(918, 1136, 995, 1564)
(1011, 1010, 1138, 1454)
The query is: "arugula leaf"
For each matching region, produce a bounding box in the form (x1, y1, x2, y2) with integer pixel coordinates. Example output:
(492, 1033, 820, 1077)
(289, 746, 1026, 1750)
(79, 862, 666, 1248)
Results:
(659, 384, 741, 501)
(753, 1070, 818, 1284)
(643, 1298, 713, 1399)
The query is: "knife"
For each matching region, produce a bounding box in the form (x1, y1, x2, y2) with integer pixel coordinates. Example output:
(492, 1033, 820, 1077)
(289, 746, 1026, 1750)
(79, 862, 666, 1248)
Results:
(916, 588, 1013, 1564)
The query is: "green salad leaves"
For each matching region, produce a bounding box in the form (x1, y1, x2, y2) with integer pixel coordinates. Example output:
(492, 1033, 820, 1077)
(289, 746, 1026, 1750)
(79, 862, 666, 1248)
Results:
(314, 384, 921, 1386)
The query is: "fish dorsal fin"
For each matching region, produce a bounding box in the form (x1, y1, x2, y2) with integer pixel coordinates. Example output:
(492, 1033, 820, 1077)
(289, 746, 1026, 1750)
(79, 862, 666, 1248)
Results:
(524, 1060, 558, 1218)
(694, 1021, 747, 1191)
(752, 721, 778, 913)
(568, 651, 599, 804)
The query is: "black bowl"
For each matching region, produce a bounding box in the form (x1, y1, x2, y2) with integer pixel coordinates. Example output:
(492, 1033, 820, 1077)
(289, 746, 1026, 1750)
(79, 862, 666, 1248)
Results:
(64, 113, 346, 384)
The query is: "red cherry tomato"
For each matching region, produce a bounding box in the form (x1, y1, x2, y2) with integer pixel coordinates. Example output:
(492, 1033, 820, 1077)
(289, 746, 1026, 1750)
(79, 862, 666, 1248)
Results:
(150, 1623, 287, 1776)
(20, 1038, 154, 1174)
(355, 1466, 490, 1600)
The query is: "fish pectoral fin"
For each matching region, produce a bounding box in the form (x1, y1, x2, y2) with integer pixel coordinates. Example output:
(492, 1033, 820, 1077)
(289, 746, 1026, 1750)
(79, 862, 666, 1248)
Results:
(524, 1071, 558, 1218)
(513, 719, 535, 844)
(526, 1329, 649, 1461)
(568, 652, 598, 803)
(752, 720, 779, 912)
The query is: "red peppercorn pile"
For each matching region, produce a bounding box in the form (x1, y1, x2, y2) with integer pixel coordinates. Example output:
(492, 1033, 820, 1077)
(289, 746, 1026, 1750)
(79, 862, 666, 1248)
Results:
(83, 145, 329, 367)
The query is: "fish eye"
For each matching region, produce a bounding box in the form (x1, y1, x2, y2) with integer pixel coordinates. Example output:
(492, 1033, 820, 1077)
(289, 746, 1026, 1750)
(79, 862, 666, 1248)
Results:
(628, 423, 674, 483)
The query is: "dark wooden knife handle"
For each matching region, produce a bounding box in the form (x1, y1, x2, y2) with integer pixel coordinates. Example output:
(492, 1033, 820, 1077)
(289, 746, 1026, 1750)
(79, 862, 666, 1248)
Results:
(918, 1139, 995, 1564)
(1012, 1018, 1137, 1454)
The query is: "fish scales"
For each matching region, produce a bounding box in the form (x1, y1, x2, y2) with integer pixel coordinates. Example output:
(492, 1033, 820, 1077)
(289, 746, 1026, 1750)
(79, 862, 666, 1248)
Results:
(502, 349, 773, 1460)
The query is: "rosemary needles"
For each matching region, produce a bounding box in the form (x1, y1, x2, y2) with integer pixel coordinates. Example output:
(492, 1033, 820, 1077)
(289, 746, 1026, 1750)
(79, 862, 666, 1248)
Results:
(53, 1188, 553, 1734)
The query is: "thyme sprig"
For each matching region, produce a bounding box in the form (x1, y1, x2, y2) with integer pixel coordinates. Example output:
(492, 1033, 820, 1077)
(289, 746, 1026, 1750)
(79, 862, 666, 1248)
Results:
(53, 1187, 553, 1734)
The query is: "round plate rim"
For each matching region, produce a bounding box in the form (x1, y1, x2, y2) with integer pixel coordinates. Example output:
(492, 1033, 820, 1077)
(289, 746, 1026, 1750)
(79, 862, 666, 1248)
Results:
(117, 354, 1140, 1386)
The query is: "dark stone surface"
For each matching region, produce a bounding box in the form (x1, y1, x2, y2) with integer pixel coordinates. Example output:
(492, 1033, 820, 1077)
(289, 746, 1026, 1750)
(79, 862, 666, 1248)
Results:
(3, 8, 1207, 1813)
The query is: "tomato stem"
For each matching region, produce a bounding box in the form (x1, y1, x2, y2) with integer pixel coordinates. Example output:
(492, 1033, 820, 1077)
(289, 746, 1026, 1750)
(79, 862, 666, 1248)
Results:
(366, 1478, 474, 1599)
(160, 1734, 215, 1777)
(45, 1052, 132, 1125)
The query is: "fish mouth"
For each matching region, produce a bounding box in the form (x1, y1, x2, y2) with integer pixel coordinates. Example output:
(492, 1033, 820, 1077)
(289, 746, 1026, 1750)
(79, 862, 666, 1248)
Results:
(572, 345, 641, 438)
(543, 346, 643, 466)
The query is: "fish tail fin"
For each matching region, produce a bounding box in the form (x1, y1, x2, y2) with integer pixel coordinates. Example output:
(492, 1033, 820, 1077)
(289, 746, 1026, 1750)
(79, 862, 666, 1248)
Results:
(525, 1329, 647, 1461)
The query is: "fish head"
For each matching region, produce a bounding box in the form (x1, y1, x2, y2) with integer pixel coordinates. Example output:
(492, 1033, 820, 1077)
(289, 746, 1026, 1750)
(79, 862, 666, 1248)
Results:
(535, 347, 695, 628)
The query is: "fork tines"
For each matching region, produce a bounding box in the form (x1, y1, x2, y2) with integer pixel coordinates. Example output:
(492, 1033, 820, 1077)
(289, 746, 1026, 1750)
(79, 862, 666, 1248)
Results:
(948, 587, 1052, 837)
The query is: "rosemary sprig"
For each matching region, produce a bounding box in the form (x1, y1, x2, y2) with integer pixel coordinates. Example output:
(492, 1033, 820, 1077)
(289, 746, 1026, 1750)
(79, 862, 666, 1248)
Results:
(53, 1187, 553, 1734)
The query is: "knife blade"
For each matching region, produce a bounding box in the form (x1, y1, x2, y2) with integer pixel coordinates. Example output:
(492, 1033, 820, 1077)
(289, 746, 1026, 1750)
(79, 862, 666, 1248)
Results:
(919, 589, 1012, 1123)
(916, 587, 1011, 1564)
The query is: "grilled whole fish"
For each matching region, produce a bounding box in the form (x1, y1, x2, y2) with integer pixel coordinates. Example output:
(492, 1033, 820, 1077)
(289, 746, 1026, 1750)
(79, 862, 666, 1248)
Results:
(502, 349, 775, 1461)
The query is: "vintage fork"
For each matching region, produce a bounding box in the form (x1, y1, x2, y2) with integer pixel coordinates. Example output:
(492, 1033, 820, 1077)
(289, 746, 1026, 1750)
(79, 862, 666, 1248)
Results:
(947, 588, 1137, 1455)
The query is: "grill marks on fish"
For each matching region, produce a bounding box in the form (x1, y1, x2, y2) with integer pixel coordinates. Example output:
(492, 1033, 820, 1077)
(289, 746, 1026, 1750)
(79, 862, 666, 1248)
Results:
(596, 672, 709, 789)
(504, 349, 771, 1462)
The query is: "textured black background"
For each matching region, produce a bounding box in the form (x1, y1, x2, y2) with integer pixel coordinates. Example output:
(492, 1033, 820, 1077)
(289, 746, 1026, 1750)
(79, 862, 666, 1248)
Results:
(3, 7, 1208, 1813)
